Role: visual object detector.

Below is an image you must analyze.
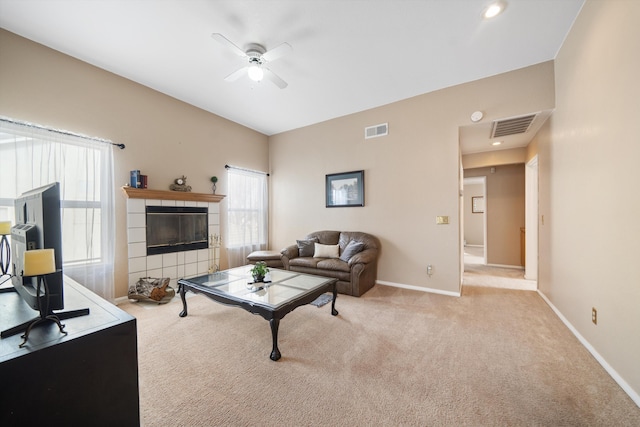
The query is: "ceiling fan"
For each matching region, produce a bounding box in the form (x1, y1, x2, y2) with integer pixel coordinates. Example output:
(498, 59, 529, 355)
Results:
(211, 33, 292, 89)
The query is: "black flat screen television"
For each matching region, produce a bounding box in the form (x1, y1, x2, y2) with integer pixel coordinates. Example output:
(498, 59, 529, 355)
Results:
(1, 182, 89, 342)
(10, 182, 64, 312)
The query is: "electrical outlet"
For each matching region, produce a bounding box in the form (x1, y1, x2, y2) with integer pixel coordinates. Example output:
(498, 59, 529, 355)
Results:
(592, 307, 597, 325)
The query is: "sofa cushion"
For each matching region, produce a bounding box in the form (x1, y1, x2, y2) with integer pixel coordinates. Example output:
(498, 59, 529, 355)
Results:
(316, 258, 351, 273)
(297, 237, 318, 257)
(314, 243, 339, 258)
(339, 240, 365, 262)
(306, 230, 340, 246)
(289, 257, 321, 268)
(339, 231, 379, 252)
(289, 265, 351, 282)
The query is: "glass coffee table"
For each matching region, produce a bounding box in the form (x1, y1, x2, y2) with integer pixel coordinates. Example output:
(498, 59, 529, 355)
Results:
(177, 266, 338, 361)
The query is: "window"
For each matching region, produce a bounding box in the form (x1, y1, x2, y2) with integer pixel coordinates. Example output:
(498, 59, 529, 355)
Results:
(226, 166, 268, 267)
(0, 118, 116, 300)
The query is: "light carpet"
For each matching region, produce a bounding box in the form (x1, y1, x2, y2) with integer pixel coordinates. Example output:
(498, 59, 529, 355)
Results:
(120, 285, 640, 426)
(463, 264, 537, 291)
(463, 245, 536, 291)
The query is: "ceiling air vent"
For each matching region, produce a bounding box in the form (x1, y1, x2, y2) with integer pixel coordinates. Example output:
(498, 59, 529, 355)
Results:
(491, 114, 536, 138)
(365, 123, 388, 139)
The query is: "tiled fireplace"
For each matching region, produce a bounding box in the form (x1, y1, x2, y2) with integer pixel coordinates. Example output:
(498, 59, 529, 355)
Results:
(123, 187, 223, 290)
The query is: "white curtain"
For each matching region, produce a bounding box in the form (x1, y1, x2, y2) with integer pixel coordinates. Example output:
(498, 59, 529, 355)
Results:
(226, 167, 268, 267)
(0, 118, 116, 301)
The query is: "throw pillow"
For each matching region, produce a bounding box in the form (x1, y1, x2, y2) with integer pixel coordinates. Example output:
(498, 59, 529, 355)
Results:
(297, 237, 318, 257)
(314, 243, 339, 258)
(339, 241, 365, 262)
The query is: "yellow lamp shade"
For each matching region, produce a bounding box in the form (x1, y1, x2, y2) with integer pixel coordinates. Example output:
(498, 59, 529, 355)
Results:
(24, 249, 56, 276)
(0, 221, 11, 235)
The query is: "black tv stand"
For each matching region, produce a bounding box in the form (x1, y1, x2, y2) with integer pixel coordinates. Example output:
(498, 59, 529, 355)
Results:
(1, 307, 90, 345)
(0, 274, 90, 345)
(1, 277, 139, 426)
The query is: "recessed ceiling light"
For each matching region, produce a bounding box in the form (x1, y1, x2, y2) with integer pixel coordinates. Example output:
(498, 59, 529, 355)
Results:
(484, 1, 506, 19)
(492, 141, 502, 146)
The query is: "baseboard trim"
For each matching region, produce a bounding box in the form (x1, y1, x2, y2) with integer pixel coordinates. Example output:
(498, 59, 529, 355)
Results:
(114, 296, 130, 306)
(376, 280, 460, 297)
(486, 263, 524, 270)
(537, 289, 640, 408)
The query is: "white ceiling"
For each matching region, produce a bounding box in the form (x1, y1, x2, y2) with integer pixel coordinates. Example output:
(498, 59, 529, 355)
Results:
(0, 0, 584, 153)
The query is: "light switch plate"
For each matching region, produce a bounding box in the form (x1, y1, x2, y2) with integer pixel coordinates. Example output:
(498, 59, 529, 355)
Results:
(436, 216, 449, 225)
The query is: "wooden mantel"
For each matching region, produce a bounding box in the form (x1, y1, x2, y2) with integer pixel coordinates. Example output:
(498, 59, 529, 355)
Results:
(121, 186, 225, 203)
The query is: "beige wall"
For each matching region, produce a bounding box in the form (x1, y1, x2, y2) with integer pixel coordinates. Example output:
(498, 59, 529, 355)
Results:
(269, 62, 555, 294)
(525, 136, 538, 162)
(462, 147, 527, 169)
(0, 29, 269, 298)
(465, 165, 525, 266)
(539, 0, 640, 401)
(463, 183, 484, 246)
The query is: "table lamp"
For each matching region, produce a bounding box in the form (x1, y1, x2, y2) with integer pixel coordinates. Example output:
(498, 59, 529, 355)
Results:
(0, 221, 10, 277)
(19, 248, 68, 347)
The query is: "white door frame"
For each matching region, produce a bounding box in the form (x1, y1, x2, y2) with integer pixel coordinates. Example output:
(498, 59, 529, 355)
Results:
(525, 155, 538, 281)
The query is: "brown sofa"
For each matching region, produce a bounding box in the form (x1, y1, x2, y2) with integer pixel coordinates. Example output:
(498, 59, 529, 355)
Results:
(280, 230, 380, 297)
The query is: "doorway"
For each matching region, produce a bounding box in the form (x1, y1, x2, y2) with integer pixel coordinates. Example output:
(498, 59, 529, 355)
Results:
(463, 176, 487, 263)
(462, 166, 536, 291)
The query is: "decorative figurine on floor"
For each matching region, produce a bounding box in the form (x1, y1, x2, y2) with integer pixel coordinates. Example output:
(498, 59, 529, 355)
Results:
(170, 175, 191, 192)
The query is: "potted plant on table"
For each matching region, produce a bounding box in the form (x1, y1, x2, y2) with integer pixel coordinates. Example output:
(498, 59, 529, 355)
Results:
(250, 261, 269, 283)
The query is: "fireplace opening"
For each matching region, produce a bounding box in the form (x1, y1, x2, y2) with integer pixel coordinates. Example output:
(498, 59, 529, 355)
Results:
(146, 206, 208, 256)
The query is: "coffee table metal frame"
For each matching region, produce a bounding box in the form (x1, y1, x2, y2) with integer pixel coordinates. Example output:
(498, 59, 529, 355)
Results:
(177, 266, 338, 361)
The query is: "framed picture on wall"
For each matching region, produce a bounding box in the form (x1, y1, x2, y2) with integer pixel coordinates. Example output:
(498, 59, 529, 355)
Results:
(326, 170, 364, 207)
(472, 196, 485, 213)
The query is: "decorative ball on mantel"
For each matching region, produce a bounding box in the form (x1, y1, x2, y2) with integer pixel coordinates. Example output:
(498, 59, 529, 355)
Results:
(170, 175, 192, 192)
(210, 176, 218, 194)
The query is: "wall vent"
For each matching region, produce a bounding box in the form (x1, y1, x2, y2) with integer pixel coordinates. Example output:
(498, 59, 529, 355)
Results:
(365, 123, 388, 139)
(491, 114, 536, 138)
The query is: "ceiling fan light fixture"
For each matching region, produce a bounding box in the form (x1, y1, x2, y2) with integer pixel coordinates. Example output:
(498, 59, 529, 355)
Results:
(247, 64, 264, 82)
(483, 1, 506, 19)
(213, 33, 290, 88)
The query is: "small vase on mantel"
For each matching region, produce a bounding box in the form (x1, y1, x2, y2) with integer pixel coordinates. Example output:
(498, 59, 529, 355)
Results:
(210, 176, 218, 194)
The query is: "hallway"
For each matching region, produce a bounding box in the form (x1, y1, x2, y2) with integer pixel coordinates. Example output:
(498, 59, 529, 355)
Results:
(463, 246, 536, 291)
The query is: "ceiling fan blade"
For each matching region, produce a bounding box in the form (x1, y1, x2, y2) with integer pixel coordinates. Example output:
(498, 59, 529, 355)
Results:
(263, 68, 288, 89)
(211, 33, 247, 57)
(262, 42, 292, 62)
(224, 66, 248, 82)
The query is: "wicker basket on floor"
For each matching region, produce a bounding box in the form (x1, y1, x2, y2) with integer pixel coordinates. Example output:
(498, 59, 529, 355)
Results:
(128, 277, 175, 304)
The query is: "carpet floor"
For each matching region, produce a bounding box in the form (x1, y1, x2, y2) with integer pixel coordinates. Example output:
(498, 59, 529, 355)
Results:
(120, 285, 640, 426)
(463, 245, 536, 291)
